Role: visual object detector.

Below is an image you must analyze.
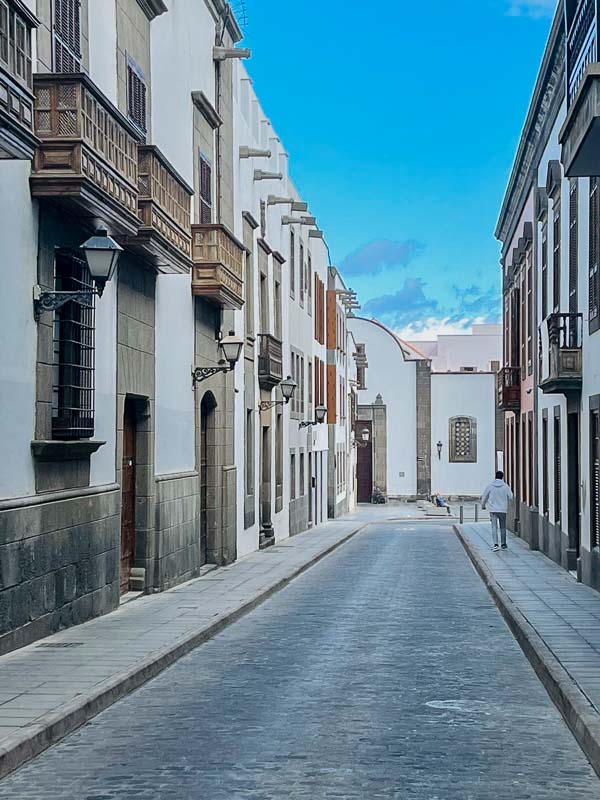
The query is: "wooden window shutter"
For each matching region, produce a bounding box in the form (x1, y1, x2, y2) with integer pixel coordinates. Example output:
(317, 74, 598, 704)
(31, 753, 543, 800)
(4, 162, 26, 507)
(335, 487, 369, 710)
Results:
(199, 155, 212, 224)
(54, 0, 81, 73)
(569, 179, 578, 313)
(127, 60, 147, 133)
(553, 192, 561, 312)
(590, 178, 599, 330)
(541, 220, 548, 320)
(592, 409, 600, 549)
(554, 412, 561, 526)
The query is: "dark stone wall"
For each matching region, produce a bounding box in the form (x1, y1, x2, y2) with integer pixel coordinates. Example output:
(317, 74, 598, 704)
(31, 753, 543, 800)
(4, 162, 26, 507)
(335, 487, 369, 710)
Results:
(415, 361, 432, 498)
(289, 495, 309, 536)
(0, 486, 120, 655)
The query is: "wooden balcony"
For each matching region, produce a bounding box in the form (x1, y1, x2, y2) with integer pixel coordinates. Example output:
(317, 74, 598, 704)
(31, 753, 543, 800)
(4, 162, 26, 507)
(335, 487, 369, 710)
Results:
(497, 366, 521, 412)
(0, 1, 39, 159)
(560, 64, 600, 177)
(30, 73, 142, 236)
(122, 146, 193, 273)
(540, 313, 583, 395)
(191, 224, 245, 309)
(258, 334, 283, 390)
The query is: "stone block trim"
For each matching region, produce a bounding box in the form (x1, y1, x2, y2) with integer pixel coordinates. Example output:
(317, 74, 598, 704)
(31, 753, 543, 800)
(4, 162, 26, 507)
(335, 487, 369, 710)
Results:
(153, 472, 201, 591)
(0, 486, 120, 655)
(289, 495, 309, 536)
(415, 361, 432, 498)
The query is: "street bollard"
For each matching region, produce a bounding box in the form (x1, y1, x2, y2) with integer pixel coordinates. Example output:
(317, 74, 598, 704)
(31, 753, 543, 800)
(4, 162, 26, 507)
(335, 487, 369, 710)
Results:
(474, 503, 479, 523)
(459, 505, 464, 525)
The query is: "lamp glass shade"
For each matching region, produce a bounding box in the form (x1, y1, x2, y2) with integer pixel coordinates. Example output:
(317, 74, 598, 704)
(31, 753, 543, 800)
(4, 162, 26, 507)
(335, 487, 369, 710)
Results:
(315, 405, 327, 424)
(80, 227, 122, 294)
(280, 376, 297, 402)
(220, 332, 244, 365)
(361, 428, 370, 442)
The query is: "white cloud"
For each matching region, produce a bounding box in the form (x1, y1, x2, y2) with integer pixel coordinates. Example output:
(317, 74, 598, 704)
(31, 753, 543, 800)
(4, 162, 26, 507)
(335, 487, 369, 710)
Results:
(505, 0, 556, 18)
(395, 316, 491, 342)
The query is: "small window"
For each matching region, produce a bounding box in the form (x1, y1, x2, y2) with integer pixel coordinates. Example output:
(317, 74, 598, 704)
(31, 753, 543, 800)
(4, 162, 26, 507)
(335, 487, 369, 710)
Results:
(290, 230, 295, 298)
(53, 0, 82, 73)
(290, 452, 296, 500)
(299, 241, 304, 306)
(127, 58, 147, 134)
(449, 416, 477, 463)
(52, 250, 95, 440)
(199, 153, 212, 224)
(300, 452, 305, 496)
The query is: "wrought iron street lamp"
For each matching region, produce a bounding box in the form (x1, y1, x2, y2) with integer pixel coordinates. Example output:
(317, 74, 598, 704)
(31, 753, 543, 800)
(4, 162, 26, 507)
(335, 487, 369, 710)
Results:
(258, 376, 297, 411)
(299, 405, 327, 429)
(437, 440, 443, 460)
(33, 226, 122, 320)
(192, 331, 244, 387)
(352, 427, 370, 449)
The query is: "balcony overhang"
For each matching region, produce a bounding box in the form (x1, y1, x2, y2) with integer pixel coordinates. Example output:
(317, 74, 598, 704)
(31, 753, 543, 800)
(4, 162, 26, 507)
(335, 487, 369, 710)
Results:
(560, 65, 600, 177)
(0, 66, 39, 160)
(539, 375, 582, 395)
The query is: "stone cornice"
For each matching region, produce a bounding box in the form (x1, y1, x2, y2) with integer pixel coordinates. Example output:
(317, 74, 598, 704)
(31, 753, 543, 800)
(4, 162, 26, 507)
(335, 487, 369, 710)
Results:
(191, 91, 223, 130)
(495, 7, 565, 250)
(242, 210, 259, 229)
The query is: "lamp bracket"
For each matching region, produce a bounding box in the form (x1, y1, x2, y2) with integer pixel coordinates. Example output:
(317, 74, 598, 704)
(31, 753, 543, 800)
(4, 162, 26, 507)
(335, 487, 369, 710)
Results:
(352, 440, 369, 449)
(33, 287, 95, 321)
(299, 421, 315, 429)
(258, 400, 285, 412)
(192, 364, 230, 388)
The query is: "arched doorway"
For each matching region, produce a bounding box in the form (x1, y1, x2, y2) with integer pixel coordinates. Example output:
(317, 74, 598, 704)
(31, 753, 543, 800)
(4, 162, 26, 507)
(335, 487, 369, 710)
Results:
(200, 391, 217, 565)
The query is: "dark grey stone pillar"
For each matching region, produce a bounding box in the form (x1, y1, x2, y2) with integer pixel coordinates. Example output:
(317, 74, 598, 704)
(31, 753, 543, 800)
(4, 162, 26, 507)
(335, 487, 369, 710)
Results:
(416, 361, 432, 498)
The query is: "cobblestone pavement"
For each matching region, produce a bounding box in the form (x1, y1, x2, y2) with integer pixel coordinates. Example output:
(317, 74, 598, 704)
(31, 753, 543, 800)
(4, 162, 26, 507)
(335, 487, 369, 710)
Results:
(1, 520, 598, 799)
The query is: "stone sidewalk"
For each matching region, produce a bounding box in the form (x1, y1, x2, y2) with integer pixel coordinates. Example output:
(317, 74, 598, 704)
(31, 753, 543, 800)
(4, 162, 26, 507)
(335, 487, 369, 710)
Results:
(456, 522, 600, 776)
(0, 514, 367, 778)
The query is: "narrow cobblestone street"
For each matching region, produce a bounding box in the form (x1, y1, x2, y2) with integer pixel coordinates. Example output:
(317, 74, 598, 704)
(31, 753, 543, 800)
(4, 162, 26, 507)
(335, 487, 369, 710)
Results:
(2, 517, 599, 799)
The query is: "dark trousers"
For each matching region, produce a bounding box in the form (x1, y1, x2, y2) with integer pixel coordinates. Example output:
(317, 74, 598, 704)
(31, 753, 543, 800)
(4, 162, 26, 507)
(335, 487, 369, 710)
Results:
(490, 513, 507, 547)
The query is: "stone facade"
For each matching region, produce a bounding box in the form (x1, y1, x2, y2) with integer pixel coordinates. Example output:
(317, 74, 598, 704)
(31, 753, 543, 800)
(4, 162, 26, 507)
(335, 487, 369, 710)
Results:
(415, 361, 432, 499)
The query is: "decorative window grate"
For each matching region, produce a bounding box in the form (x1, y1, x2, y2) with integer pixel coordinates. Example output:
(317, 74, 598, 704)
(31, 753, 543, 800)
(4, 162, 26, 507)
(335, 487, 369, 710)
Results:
(53, 0, 81, 73)
(0, 0, 33, 88)
(569, 178, 579, 313)
(449, 416, 477, 463)
(52, 250, 95, 440)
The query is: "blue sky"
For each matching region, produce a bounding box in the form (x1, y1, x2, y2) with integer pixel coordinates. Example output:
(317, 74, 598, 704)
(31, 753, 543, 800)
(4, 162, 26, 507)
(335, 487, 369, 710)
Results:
(241, 0, 555, 338)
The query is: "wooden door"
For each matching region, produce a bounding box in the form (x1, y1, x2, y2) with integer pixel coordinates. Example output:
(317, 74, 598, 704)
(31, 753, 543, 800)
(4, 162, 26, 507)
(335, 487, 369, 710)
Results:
(308, 453, 313, 527)
(120, 400, 136, 594)
(200, 402, 208, 565)
(357, 421, 373, 504)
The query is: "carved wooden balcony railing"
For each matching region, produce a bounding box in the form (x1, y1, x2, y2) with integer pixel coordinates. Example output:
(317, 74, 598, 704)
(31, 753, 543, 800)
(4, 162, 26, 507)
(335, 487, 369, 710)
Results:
(540, 312, 583, 395)
(497, 366, 521, 412)
(258, 334, 283, 390)
(0, 0, 39, 159)
(122, 145, 193, 273)
(191, 223, 245, 309)
(30, 73, 142, 235)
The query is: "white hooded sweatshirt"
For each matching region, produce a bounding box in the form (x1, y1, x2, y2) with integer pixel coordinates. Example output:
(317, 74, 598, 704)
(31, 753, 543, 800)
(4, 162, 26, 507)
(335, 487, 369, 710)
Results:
(481, 479, 513, 514)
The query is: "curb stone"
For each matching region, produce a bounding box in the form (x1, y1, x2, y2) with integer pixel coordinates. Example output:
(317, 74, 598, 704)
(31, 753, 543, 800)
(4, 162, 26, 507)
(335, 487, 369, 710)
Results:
(0, 522, 367, 780)
(454, 523, 600, 779)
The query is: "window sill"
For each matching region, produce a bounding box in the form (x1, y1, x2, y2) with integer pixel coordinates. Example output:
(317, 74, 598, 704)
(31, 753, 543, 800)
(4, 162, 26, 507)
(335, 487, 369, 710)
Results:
(31, 440, 106, 462)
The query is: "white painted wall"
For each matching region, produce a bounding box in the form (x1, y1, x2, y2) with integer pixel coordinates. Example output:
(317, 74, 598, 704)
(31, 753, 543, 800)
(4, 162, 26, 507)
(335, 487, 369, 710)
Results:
(155, 274, 195, 474)
(431, 373, 496, 496)
(0, 162, 38, 499)
(409, 325, 502, 373)
(348, 317, 417, 496)
(88, 0, 118, 104)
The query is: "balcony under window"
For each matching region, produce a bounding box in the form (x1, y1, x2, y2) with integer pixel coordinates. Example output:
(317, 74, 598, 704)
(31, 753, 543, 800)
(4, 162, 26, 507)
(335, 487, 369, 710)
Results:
(191, 223, 245, 309)
(539, 313, 583, 395)
(497, 366, 521, 412)
(122, 145, 193, 273)
(258, 333, 283, 390)
(30, 73, 142, 236)
(0, 0, 39, 159)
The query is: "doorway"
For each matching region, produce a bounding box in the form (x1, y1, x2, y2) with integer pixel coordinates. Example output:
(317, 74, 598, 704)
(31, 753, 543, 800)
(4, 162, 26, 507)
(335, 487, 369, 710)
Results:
(567, 411, 581, 567)
(120, 398, 137, 594)
(200, 392, 217, 565)
(308, 453, 313, 527)
(357, 421, 373, 503)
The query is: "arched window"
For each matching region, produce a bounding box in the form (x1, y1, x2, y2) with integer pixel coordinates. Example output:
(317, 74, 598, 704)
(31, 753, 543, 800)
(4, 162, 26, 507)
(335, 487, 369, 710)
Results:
(449, 416, 477, 463)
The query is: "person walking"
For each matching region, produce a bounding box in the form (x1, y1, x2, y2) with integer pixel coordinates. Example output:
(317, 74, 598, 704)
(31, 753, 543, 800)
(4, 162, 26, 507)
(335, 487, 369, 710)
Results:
(481, 471, 513, 552)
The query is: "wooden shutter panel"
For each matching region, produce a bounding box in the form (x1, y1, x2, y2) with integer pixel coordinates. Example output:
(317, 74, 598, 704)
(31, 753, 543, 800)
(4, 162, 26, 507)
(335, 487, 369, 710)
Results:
(592, 411, 600, 549)
(553, 194, 561, 312)
(590, 178, 599, 325)
(569, 179, 578, 313)
(200, 156, 212, 223)
(54, 0, 81, 73)
(541, 220, 548, 319)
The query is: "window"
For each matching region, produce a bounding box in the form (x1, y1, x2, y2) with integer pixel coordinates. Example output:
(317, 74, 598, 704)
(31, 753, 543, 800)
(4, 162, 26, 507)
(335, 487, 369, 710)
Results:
(542, 414, 549, 515)
(300, 452, 305, 496)
(591, 402, 600, 549)
(553, 191, 561, 312)
(308, 254, 312, 315)
(569, 178, 578, 313)
(290, 452, 296, 500)
(199, 153, 212, 224)
(300, 356, 305, 415)
(274, 280, 281, 339)
(53, 0, 81, 73)
(541, 217, 548, 320)
(299, 241, 304, 305)
(244, 251, 254, 338)
(291, 352, 296, 414)
(52, 250, 95, 440)
(308, 361, 313, 416)
(259, 273, 268, 333)
(290, 230, 295, 298)
(554, 410, 562, 526)
(275, 411, 283, 512)
(527, 250, 533, 375)
(127, 58, 147, 134)
(528, 412, 534, 507)
(449, 416, 477, 463)
(0, 3, 32, 88)
(590, 178, 599, 333)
